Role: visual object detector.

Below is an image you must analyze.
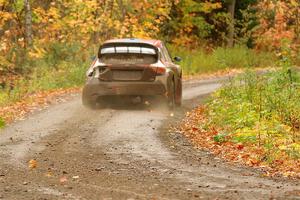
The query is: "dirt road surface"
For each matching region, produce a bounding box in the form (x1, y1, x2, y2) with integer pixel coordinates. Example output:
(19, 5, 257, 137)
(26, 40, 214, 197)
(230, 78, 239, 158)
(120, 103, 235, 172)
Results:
(0, 77, 299, 200)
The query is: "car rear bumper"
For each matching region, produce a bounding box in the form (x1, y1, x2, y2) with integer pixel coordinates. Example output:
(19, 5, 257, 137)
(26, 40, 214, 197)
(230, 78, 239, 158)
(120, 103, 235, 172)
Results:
(82, 77, 167, 100)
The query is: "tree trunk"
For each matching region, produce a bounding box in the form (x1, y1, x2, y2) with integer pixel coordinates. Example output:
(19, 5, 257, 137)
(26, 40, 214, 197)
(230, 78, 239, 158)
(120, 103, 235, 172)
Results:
(227, 0, 236, 48)
(296, 7, 299, 40)
(24, 0, 33, 48)
(116, 0, 126, 21)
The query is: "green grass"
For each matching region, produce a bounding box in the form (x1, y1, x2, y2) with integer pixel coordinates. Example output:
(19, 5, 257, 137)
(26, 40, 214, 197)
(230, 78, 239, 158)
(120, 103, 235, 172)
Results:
(204, 67, 300, 161)
(170, 46, 277, 75)
(0, 65, 87, 106)
(0, 117, 5, 128)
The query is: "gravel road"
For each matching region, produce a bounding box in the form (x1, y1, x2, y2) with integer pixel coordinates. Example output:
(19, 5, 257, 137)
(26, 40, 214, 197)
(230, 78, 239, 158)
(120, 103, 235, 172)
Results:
(0, 77, 299, 200)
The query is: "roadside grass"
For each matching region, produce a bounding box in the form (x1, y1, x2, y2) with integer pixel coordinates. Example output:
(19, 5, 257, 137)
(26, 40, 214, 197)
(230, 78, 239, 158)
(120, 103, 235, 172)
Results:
(0, 63, 87, 107)
(170, 46, 278, 75)
(181, 67, 300, 177)
(0, 117, 4, 128)
(0, 42, 90, 107)
(0, 42, 90, 125)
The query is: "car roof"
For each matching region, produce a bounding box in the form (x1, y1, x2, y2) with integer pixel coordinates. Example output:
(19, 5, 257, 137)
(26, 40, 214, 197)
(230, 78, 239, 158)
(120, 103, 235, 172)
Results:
(102, 38, 163, 48)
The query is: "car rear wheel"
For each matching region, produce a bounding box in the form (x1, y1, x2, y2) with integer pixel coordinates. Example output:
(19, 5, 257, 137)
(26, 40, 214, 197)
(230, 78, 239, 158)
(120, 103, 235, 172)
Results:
(175, 79, 182, 106)
(167, 80, 176, 110)
(83, 96, 107, 109)
(82, 98, 97, 109)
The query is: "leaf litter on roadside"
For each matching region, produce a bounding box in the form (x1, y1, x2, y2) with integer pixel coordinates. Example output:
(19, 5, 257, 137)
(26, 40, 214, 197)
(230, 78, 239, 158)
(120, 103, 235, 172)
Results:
(0, 87, 81, 125)
(28, 159, 37, 169)
(176, 105, 300, 179)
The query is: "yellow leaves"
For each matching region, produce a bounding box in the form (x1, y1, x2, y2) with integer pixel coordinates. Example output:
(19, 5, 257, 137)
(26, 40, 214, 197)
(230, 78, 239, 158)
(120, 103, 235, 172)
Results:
(0, 55, 13, 71)
(48, 7, 61, 20)
(45, 171, 53, 177)
(28, 159, 37, 169)
(290, 0, 299, 7)
(28, 46, 46, 59)
(1, 0, 173, 54)
(201, 2, 222, 14)
(0, 11, 14, 21)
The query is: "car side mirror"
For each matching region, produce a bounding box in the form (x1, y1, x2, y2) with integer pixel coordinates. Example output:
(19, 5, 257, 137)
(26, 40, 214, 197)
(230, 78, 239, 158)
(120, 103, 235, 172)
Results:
(174, 56, 182, 62)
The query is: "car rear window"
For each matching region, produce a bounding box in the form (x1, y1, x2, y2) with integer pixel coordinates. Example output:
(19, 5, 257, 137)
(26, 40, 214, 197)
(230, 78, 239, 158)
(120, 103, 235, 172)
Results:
(99, 46, 158, 65)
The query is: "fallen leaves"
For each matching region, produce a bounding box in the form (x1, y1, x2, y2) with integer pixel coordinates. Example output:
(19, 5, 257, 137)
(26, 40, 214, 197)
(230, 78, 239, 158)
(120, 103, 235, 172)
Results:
(28, 159, 37, 169)
(177, 105, 300, 179)
(236, 143, 244, 150)
(45, 171, 53, 177)
(0, 87, 81, 125)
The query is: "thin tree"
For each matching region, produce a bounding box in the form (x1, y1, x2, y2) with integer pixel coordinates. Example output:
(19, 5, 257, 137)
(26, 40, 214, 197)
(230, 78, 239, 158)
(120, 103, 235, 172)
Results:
(117, 0, 126, 22)
(296, 5, 299, 40)
(24, 0, 33, 48)
(227, 0, 236, 47)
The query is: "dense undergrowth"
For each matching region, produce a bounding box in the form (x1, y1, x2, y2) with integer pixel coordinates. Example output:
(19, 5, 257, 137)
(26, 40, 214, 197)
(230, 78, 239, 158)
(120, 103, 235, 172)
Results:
(202, 67, 300, 173)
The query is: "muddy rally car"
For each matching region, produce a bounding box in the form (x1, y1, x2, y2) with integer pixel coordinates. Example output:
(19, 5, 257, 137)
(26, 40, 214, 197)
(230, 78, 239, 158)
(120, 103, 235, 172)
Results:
(82, 38, 182, 108)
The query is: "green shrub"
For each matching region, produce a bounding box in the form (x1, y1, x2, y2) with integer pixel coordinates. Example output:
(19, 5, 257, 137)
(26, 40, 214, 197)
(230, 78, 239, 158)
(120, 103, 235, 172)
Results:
(205, 67, 300, 161)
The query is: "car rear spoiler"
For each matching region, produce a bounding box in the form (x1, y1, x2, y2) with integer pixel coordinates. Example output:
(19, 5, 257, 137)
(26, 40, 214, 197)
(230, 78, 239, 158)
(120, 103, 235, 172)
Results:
(98, 43, 159, 58)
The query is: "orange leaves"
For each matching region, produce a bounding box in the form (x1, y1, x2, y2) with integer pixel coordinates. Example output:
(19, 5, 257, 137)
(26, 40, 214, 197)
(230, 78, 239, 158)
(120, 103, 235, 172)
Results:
(192, 127, 198, 132)
(254, 0, 300, 51)
(247, 158, 260, 167)
(236, 143, 244, 151)
(201, 2, 222, 14)
(28, 159, 37, 169)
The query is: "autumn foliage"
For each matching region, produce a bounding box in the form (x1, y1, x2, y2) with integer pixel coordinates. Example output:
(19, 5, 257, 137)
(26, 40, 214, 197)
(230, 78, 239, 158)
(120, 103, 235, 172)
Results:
(254, 0, 300, 52)
(1, 0, 299, 74)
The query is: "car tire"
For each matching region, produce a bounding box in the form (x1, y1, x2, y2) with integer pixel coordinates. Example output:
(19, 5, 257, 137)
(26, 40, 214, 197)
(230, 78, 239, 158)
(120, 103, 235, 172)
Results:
(175, 79, 182, 107)
(167, 80, 176, 110)
(82, 97, 98, 109)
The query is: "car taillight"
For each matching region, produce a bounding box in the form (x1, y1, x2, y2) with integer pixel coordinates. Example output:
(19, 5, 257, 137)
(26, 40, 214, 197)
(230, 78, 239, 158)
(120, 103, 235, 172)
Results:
(151, 66, 166, 75)
(156, 66, 166, 75)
